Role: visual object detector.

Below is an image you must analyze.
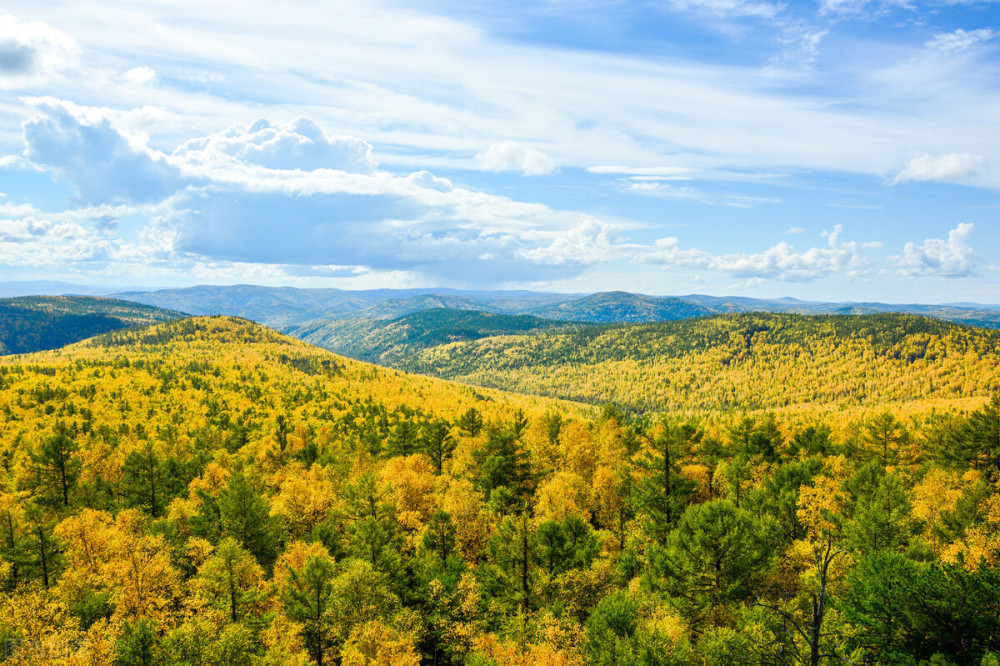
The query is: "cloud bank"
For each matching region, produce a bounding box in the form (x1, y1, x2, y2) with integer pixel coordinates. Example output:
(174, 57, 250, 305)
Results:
(4, 100, 987, 288)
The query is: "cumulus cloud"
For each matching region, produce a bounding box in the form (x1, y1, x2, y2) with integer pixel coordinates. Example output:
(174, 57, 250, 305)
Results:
(22, 98, 184, 204)
(517, 217, 627, 266)
(900, 223, 976, 277)
(926, 28, 995, 53)
(15, 102, 966, 289)
(890, 152, 987, 184)
(174, 118, 377, 174)
(403, 170, 451, 193)
(645, 225, 876, 282)
(0, 200, 135, 267)
(480, 141, 555, 176)
(12, 102, 607, 283)
(0, 15, 79, 87)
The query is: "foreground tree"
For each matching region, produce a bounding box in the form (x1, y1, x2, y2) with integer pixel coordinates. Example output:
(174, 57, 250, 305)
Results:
(650, 499, 776, 628)
(196, 537, 267, 623)
(28, 424, 81, 507)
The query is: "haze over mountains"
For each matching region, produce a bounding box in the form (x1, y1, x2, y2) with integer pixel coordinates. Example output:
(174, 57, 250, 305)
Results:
(108, 283, 1000, 330)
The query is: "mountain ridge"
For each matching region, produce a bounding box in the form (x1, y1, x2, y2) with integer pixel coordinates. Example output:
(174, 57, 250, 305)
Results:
(113, 284, 1000, 332)
(0, 295, 186, 355)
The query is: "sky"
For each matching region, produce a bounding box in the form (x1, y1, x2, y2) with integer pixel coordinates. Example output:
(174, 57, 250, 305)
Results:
(0, 1, 998, 302)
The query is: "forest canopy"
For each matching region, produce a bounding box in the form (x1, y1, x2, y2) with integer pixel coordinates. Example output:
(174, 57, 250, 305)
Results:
(0, 316, 998, 665)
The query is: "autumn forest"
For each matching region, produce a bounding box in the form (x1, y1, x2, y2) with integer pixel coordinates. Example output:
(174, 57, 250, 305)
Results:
(1, 311, 1000, 666)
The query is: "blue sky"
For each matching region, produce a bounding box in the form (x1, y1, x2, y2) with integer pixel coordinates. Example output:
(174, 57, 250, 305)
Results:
(0, 1, 998, 302)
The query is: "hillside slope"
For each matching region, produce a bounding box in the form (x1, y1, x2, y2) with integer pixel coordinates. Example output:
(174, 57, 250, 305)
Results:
(288, 308, 577, 363)
(390, 312, 1000, 412)
(0, 296, 185, 355)
(531, 291, 714, 322)
(1, 315, 579, 444)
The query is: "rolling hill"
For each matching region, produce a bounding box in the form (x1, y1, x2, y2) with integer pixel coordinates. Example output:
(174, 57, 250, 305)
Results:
(288, 307, 578, 364)
(371, 312, 1000, 412)
(0, 296, 186, 355)
(529, 291, 714, 322)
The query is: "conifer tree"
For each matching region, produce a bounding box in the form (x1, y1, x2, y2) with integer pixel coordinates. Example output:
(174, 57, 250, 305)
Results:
(635, 421, 699, 542)
(219, 469, 282, 571)
(28, 422, 80, 507)
(421, 419, 455, 475)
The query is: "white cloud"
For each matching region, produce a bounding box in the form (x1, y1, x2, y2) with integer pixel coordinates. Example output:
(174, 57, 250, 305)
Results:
(23, 98, 181, 203)
(480, 141, 555, 176)
(588, 165, 697, 178)
(625, 180, 780, 207)
(926, 28, 995, 53)
(405, 170, 453, 192)
(787, 226, 804, 234)
(174, 118, 377, 174)
(21, 98, 184, 204)
(645, 224, 876, 281)
(768, 26, 828, 70)
(890, 152, 987, 184)
(517, 217, 627, 266)
(0, 2, 995, 192)
(645, 237, 716, 270)
(0, 15, 79, 88)
(6, 100, 993, 291)
(627, 181, 708, 200)
(12, 102, 611, 283)
(0, 200, 141, 267)
(900, 223, 976, 277)
(122, 66, 157, 86)
(713, 224, 875, 280)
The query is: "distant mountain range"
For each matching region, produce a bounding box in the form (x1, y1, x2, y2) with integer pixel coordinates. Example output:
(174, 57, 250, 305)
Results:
(110, 284, 1000, 331)
(4, 284, 1000, 361)
(114, 284, 579, 327)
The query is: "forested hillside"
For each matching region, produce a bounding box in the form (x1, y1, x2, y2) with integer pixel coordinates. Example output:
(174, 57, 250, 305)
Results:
(0, 316, 999, 664)
(529, 291, 714, 323)
(388, 313, 1000, 412)
(0, 297, 185, 356)
(288, 309, 575, 364)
